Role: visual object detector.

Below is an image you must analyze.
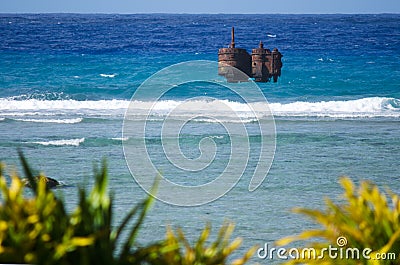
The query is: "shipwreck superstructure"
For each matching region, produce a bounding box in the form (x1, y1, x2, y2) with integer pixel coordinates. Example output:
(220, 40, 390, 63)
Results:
(218, 27, 283, 83)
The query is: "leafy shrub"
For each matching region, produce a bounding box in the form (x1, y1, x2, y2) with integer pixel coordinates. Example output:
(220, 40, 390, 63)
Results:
(132, 223, 256, 265)
(0, 153, 254, 265)
(277, 177, 400, 264)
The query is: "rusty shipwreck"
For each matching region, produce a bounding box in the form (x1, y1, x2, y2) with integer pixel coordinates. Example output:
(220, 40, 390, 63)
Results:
(218, 27, 283, 83)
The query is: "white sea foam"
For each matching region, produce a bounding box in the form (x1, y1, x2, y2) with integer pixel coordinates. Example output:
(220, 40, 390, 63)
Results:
(267, 34, 277, 38)
(191, 117, 258, 123)
(210, 135, 224, 139)
(111, 137, 129, 141)
(317, 58, 334, 62)
(0, 97, 398, 120)
(127, 98, 400, 119)
(100, 73, 116, 78)
(0, 118, 5, 122)
(32, 138, 85, 146)
(268, 97, 400, 118)
(14, 118, 83, 124)
(0, 98, 128, 116)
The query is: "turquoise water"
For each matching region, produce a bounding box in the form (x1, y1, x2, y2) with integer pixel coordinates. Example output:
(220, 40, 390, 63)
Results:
(0, 14, 400, 263)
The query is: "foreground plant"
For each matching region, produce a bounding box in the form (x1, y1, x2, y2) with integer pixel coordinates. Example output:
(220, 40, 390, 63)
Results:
(277, 177, 400, 265)
(0, 153, 254, 265)
(132, 223, 256, 265)
(0, 161, 78, 264)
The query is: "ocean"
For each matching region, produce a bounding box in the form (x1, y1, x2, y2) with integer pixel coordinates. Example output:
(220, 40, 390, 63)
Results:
(1, 13, 400, 263)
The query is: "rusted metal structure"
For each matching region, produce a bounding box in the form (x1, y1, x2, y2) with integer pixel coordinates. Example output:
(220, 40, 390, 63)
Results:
(218, 27, 283, 83)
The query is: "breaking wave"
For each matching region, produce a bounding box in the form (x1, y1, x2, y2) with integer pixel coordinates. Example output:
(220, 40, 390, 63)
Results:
(0, 97, 399, 120)
(14, 118, 83, 124)
(0, 98, 128, 116)
(31, 138, 85, 146)
(111, 137, 129, 141)
(100, 73, 117, 78)
(268, 97, 400, 118)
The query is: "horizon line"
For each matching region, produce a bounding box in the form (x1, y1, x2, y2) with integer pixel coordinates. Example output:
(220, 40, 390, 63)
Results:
(0, 12, 399, 15)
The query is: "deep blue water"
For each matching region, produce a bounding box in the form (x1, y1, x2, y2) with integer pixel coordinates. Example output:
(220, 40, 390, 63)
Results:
(0, 14, 400, 263)
(1, 14, 399, 101)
